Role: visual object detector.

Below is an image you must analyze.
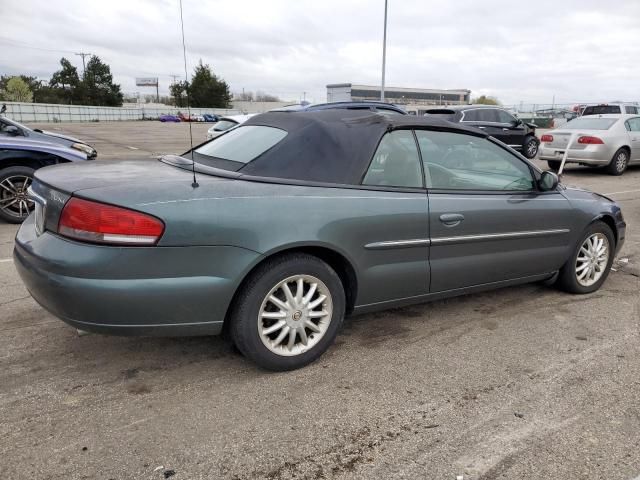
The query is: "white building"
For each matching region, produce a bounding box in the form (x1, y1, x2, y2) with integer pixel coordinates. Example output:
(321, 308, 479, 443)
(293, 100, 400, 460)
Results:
(326, 83, 471, 114)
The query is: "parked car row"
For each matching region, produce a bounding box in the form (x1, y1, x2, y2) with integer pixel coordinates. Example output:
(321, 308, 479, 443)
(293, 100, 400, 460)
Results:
(159, 112, 221, 123)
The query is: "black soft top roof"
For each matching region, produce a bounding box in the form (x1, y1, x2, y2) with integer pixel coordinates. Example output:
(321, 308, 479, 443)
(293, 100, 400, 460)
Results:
(239, 109, 487, 185)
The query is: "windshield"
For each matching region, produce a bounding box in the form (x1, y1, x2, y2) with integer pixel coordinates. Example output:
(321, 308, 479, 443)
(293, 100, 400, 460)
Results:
(582, 105, 621, 115)
(563, 118, 618, 130)
(192, 125, 287, 168)
(213, 120, 238, 132)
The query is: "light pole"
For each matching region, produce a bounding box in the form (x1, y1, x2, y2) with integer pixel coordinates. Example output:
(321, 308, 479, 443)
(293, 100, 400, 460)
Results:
(381, 0, 388, 102)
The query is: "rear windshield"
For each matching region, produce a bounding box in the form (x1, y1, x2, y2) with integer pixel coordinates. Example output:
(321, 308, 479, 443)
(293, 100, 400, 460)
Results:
(193, 126, 287, 167)
(563, 117, 618, 130)
(424, 110, 456, 121)
(582, 105, 621, 115)
(213, 120, 238, 131)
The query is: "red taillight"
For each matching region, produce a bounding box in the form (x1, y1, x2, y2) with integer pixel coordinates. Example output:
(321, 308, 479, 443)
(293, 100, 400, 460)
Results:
(58, 197, 164, 245)
(577, 135, 604, 145)
(540, 134, 553, 142)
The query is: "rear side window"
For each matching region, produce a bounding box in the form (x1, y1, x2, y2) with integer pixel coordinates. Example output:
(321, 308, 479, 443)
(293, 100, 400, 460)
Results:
(461, 109, 481, 121)
(626, 118, 640, 131)
(194, 126, 287, 163)
(582, 105, 621, 115)
(625, 106, 638, 114)
(362, 130, 423, 188)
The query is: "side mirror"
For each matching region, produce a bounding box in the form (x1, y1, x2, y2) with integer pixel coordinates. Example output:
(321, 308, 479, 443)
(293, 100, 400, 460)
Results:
(4, 125, 20, 136)
(511, 118, 522, 127)
(539, 171, 559, 191)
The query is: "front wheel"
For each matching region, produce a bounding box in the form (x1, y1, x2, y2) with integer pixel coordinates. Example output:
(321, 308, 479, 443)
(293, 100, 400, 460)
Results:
(555, 221, 615, 294)
(606, 148, 629, 176)
(230, 253, 346, 371)
(0, 166, 36, 223)
(522, 135, 539, 159)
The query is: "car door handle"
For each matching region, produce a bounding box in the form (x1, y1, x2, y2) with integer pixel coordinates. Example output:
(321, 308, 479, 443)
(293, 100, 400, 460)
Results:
(477, 126, 486, 129)
(502, 128, 510, 131)
(439, 213, 465, 226)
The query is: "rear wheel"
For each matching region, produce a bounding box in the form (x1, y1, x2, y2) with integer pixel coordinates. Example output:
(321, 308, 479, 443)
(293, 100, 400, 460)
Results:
(0, 166, 35, 223)
(230, 253, 345, 371)
(547, 160, 561, 171)
(606, 148, 629, 176)
(522, 135, 539, 159)
(556, 221, 615, 294)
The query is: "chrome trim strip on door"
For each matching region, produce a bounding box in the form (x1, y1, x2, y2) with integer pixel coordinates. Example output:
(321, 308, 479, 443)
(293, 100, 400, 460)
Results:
(431, 229, 570, 246)
(364, 239, 431, 250)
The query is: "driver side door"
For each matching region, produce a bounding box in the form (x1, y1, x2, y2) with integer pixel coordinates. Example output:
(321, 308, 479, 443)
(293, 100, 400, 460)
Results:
(415, 130, 574, 293)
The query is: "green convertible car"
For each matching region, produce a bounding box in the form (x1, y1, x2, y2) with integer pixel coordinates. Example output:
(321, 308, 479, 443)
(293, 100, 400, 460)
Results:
(14, 110, 626, 370)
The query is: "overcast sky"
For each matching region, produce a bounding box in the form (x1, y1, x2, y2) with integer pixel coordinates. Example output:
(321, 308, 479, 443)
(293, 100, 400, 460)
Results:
(2, 0, 639, 106)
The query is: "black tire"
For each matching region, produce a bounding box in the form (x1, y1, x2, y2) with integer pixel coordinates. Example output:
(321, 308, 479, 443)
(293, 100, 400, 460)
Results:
(547, 160, 561, 171)
(0, 166, 36, 224)
(555, 221, 615, 294)
(229, 253, 346, 371)
(606, 148, 629, 176)
(522, 135, 539, 159)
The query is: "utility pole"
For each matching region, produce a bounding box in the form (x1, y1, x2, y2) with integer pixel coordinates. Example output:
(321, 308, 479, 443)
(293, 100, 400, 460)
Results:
(75, 52, 91, 79)
(303, 91, 306, 102)
(380, 0, 388, 102)
(170, 74, 180, 85)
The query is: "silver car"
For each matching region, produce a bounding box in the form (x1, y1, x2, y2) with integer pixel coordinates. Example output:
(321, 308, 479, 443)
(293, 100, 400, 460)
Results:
(206, 114, 257, 140)
(540, 114, 640, 175)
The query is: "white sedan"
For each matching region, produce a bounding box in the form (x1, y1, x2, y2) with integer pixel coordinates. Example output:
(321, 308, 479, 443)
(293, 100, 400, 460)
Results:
(539, 114, 640, 175)
(206, 114, 257, 140)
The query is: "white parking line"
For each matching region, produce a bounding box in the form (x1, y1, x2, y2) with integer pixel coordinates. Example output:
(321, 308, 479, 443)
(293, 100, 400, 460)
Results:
(604, 189, 640, 195)
(0, 258, 12, 263)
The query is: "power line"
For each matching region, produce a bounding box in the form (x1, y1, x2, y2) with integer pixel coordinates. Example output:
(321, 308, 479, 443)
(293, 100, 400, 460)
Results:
(75, 52, 92, 78)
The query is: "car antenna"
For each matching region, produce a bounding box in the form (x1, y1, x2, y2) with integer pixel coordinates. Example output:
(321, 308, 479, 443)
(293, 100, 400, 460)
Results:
(179, 0, 198, 188)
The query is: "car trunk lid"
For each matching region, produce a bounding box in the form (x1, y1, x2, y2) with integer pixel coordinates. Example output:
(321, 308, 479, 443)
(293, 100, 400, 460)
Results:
(30, 158, 235, 236)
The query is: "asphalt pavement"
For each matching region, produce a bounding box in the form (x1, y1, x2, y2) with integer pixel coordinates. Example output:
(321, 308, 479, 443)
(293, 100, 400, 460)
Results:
(1, 121, 639, 480)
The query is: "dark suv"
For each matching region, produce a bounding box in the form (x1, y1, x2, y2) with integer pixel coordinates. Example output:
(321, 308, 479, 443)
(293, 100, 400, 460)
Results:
(423, 105, 539, 158)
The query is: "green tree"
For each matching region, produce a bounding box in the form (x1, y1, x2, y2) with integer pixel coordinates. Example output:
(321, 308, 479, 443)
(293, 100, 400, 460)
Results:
(189, 60, 231, 108)
(83, 56, 123, 106)
(49, 57, 81, 103)
(170, 81, 188, 107)
(0, 76, 33, 102)
(471, 95, 500, 105)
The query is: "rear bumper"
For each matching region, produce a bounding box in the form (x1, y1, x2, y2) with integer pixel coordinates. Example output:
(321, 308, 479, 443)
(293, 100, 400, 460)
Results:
(539, 145, 616, 165)
(14, 214, 260, 336)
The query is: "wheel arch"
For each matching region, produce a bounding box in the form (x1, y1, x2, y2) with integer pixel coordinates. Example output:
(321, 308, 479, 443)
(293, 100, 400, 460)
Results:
(222, 242, 359, 336)
(0, 153, 68, 171)
(593, 214, 618, 246)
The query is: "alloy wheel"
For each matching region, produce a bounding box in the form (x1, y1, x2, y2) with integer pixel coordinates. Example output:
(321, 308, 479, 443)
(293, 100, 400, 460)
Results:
(575, 233, 610, 287)
(615, 151, 628, 173)
(0, 175, 34, 220)
(258, 274, 333, 356)
(526, 139, 538, 158)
